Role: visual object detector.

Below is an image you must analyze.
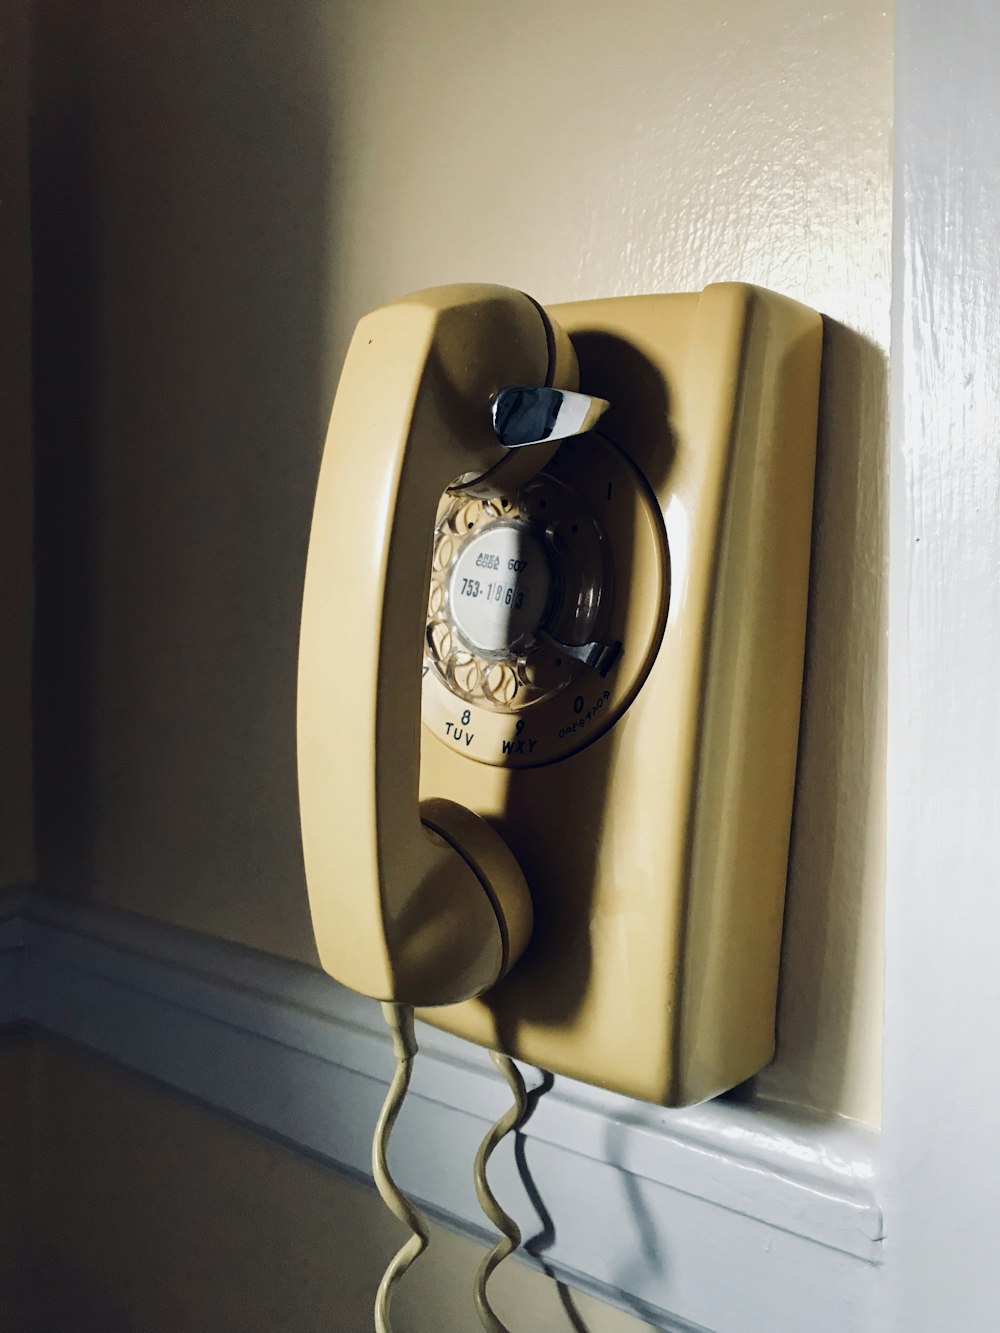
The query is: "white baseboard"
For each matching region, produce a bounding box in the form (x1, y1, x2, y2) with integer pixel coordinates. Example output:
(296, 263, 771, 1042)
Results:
(0, 890, 882, 1332)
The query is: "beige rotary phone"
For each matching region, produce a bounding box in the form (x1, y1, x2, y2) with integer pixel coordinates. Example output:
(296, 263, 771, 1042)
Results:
(299, 279, 821, 1104)
(298, 282, 820, 1330)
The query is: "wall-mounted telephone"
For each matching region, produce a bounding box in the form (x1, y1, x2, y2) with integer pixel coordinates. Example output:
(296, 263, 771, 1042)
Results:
(298, 282, 820, 1328)
(299, 279, 821, 1106)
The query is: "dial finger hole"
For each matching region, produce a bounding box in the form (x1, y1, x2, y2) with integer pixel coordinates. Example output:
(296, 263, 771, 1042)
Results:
(428, 620, 452, 661)
(484, 662, 518, 707)
(456, 499, 482, 532)
(434, 535, 456, 571)
(451, 656, 481, 695)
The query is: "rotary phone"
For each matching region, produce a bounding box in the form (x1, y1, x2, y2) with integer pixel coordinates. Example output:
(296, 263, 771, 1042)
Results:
(298, 282, 821, 1108)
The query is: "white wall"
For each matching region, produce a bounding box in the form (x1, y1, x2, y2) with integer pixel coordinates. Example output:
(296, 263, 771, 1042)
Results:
(882, 0, 1000, 1325)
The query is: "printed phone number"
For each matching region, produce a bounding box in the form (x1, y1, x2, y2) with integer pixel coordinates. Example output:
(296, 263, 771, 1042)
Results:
(458, 578, 527, 610)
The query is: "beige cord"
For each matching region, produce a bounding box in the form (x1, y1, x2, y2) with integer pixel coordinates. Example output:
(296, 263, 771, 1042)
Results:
(373, 1002, 430, 1333)
(472, 1051, 530, 1333)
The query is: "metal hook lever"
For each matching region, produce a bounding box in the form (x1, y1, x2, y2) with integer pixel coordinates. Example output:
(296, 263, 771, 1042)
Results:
(491, 386, 610, 449)
(541, 631, 623, 679)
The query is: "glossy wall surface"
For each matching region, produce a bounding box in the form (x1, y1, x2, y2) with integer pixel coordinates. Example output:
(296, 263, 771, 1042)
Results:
(31, 0, 891, 1123)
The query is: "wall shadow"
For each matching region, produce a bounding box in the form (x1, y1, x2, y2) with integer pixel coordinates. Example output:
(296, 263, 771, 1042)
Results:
(30, 0, 343, 961)
(30, 0, 98, 900)
(514, 1074, 673, 1333)
(0, 0, 36, 893)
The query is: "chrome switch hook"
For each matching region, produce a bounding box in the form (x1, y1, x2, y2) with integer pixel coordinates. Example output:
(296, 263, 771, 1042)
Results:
(492, 385, 610, 449)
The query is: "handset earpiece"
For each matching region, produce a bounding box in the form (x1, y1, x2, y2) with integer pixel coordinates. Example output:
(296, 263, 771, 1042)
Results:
(298, 284, 578, 1006)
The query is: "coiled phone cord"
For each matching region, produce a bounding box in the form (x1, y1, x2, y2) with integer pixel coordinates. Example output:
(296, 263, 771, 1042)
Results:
(471, 1051, 529, 1333)
(374, 1005, 527, 1333)
(373, 1003, 429, 1333)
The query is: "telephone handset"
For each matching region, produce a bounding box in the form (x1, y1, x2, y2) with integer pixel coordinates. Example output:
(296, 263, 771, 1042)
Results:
(298, 286, 582, 1006)
(299, 281, 822, 1104)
